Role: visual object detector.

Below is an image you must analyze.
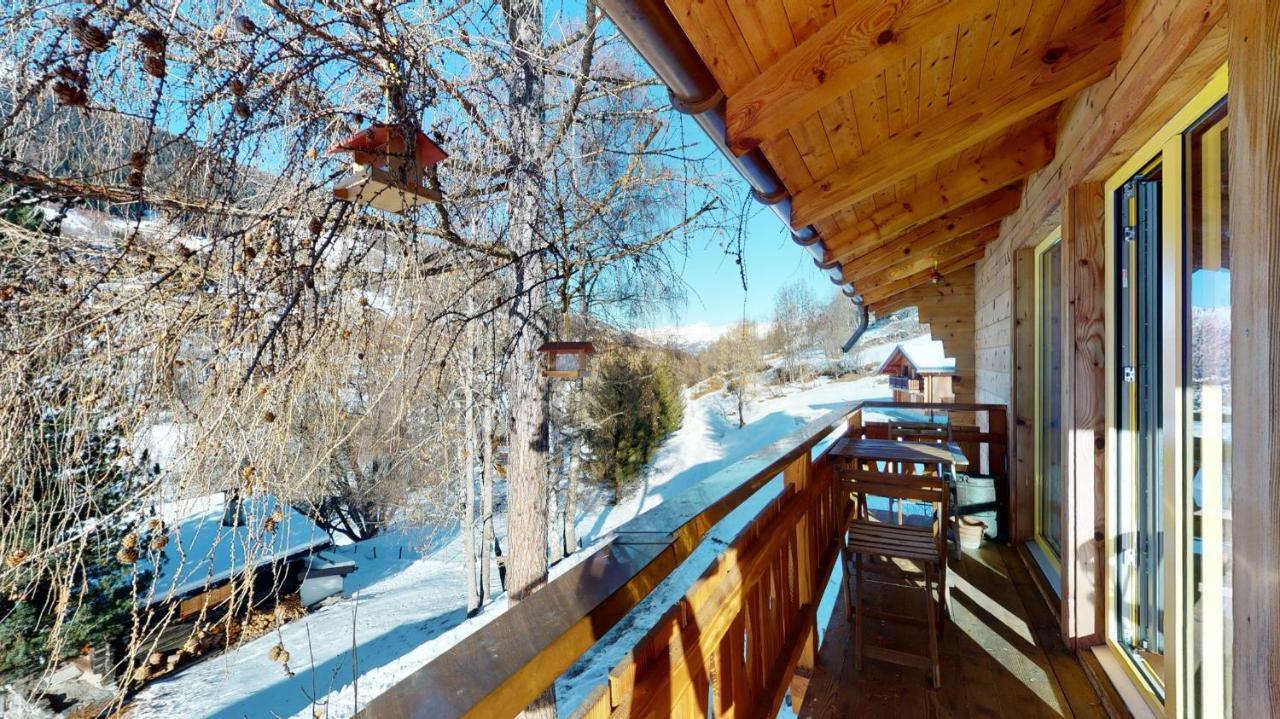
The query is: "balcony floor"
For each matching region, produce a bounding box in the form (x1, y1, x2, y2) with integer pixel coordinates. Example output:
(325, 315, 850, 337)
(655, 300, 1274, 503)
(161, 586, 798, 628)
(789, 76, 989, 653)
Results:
(800, 543, 1107, 718)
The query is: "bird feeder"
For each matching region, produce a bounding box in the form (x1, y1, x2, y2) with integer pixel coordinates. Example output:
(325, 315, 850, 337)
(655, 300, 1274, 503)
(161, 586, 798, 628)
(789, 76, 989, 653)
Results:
(537, 341, 596, 380)
(327, 124, 446, 214)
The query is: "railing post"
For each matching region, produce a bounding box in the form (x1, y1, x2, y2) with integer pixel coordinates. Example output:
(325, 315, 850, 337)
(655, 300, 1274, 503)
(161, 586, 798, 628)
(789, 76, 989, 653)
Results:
(784, 452, 818, 709)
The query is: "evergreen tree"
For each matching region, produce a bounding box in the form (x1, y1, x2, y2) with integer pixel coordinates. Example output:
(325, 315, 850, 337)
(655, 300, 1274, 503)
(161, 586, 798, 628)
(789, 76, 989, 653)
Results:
(585, 352, 684, 500)
(0, 407, 158, 682)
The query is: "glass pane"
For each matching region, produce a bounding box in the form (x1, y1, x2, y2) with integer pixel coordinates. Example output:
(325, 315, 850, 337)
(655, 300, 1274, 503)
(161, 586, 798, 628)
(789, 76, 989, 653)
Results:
(1115, 164, 1165, 693)
(1037, 241, 1063, 558)
(1184, 102, 1231, 718)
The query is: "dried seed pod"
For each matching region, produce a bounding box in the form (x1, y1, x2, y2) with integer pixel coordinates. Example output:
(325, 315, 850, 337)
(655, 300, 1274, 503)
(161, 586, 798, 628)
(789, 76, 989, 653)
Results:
(138, 29, 166, 54)
(53, 81, 88, 107)
(143, 55, 166, 79)
(127, 170, 144, 188)
(4, 549, 28, 568)
(278, 650, 290, 664)
(229, 78, 245, 97)
(235, 15, 257, 34)
(150, 534, 169, 551)
(55, 65, 85, 84)
(122, 532, 139, 549)
(263, 410, 276, 423)
(116, 547, 139, 565)
(148, 518, 165, 531)
(233, 101, 251, 119)
(130, 151, 149, 170)
(263, 516, 278, 533)
(308, 218, 322, 235)
(71, 18, 110, 52)
(210, 24, 226, 41)
(267, 643, 283, 661)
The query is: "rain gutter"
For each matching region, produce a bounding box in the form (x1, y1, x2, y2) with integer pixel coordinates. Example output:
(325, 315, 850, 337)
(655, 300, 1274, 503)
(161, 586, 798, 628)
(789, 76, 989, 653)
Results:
(598, 0, 870, 350)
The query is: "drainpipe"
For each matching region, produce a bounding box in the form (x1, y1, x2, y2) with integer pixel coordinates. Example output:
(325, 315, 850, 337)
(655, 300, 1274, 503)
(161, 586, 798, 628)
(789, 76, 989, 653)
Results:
(599, 0, 868, 351)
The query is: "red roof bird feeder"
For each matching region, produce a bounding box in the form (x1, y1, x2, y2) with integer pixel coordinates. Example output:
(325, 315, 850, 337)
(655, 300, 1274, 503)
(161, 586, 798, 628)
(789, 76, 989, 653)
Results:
(537, 341, 596, 380)
(327, 124, 447, 214)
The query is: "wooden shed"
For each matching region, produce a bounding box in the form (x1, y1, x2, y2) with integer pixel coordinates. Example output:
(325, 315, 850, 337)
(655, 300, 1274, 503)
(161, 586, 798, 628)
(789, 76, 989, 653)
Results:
(876, 343, 957, 404)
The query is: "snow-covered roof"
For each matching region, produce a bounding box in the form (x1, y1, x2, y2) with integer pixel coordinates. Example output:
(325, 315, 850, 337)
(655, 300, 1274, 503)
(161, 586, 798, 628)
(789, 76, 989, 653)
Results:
(142, 493, 330, 605)
(876, 341, 956, 375)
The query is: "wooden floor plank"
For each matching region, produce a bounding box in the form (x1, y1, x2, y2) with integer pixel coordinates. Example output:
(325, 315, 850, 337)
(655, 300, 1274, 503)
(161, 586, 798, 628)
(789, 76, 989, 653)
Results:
(800, 545, 1105, 718)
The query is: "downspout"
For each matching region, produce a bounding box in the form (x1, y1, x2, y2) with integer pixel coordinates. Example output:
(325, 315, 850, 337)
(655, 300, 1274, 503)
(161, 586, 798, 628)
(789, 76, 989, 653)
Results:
(599, 0, 869, 351)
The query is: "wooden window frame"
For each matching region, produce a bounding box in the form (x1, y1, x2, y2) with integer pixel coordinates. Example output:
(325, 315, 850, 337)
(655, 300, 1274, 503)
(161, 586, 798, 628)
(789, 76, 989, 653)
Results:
(1032, 228, 1065, 582)
(1102, 63, 1228, 719)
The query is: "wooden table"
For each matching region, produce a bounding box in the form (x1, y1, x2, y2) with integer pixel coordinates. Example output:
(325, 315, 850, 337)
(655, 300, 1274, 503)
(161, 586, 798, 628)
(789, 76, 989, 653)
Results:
(828, 437, 968, 472)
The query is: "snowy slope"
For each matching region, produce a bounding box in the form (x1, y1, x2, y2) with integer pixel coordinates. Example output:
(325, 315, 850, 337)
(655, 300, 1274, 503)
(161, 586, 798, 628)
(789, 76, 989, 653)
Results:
(128, 375, 892, 718)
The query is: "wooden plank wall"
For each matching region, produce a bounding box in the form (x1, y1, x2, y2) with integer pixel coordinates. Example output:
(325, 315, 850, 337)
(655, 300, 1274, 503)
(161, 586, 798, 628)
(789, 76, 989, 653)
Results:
(1227, 0, 1280, 715)
(971, 0, 1227, 652)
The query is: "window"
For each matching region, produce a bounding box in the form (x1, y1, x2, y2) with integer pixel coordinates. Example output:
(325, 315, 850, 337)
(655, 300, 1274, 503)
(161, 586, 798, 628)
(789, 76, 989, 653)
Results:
(1182, 100, 1231, 718)
(1114, 158, 1166, 695)
(1034, 230, 1064, 566)
(1103, 66, 1230, 717)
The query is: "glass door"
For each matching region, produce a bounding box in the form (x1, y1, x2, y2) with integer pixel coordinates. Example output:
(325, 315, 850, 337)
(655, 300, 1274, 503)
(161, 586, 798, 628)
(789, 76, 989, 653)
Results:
(1114, 161, 1167, 694)
(1104, 66, 1231, 717)
(1182, 100, 1231, 719)
(1034, 231, 1064, 566)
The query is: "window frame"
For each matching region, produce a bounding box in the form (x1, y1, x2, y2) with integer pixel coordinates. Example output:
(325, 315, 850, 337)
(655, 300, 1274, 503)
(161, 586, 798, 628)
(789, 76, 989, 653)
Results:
(1102, 64, 1228, 718)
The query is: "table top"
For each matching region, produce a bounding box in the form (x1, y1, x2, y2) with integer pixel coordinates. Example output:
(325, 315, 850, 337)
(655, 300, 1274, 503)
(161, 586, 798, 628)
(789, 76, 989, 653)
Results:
(829, 437, 968, 468)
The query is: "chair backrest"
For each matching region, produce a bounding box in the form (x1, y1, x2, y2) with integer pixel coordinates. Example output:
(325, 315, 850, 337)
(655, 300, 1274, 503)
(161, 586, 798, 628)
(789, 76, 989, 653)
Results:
(841, 468, 949, 529)
(889, 420, 952, 444)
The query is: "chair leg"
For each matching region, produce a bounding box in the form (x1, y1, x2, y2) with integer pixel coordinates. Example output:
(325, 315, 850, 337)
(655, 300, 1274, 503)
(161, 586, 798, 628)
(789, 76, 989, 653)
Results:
(854, 551, 865, 671)
(924, 563, 941, 690)
(840, 540, 854, 620)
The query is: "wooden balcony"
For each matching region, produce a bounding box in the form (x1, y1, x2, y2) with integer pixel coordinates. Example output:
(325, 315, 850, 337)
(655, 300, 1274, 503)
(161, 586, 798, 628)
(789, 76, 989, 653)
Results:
(355, 401, 1113, 718)
(801, 543, 1105, 718)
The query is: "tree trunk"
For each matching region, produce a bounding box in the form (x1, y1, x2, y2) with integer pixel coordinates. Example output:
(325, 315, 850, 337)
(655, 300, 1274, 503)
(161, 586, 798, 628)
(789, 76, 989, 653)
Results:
(503, 0, 555, 713)
(547, 427, 564, 565)
(563, 435, 578, 556)
(463, 383, 480, 616)
(479, 401, 495, 605)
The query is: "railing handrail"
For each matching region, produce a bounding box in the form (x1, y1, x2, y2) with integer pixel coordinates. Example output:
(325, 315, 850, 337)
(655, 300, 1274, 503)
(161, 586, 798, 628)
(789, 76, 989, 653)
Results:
(357, 401, 863, 718)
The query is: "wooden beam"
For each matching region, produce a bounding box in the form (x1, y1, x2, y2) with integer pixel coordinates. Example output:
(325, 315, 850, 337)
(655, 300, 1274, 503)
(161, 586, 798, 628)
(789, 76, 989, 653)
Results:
(821, 116, 1055, 248)
(1060, 183, 1104, 649)
(862, 248, 985, 308)
(836, 187, 1021, 271)
(848, 223, 1000, 286)
(724, 0, 992, 154)
(1230, 1, 1280, 715)
(790, 4, 1121, 228)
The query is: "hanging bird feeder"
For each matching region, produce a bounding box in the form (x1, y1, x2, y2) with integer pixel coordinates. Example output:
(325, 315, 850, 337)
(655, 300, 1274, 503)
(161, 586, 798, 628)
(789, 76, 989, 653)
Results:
(537, 341, 596, 380)
(539, 264, 595, 380)
(327, 123, 446, 214)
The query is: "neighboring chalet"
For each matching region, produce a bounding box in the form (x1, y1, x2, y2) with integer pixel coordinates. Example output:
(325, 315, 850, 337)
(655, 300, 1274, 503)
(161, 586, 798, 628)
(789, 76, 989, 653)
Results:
(358, 2, 1279, 718)
(877, 343, 957, 404)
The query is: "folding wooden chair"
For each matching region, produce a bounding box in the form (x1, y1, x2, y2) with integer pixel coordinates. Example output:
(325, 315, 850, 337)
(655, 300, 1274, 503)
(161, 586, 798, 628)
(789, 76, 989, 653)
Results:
(839, 467, 949, 689)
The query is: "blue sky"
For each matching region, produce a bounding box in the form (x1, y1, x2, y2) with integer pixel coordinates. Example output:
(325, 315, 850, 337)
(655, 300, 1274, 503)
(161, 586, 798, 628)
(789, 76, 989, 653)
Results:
(646, 116, 840, 332)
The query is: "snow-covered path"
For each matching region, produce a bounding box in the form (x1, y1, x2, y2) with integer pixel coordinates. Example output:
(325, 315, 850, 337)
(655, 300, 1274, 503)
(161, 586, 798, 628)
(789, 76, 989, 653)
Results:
(129, 376, 889, 718)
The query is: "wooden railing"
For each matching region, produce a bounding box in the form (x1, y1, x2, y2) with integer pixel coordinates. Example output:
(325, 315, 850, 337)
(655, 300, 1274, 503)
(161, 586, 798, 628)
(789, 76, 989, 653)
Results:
(358, 401, 1008, 718)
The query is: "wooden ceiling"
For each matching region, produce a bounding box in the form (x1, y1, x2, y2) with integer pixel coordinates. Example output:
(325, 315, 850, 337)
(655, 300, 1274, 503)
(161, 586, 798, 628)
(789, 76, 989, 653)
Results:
(662, 0, 1122, 307)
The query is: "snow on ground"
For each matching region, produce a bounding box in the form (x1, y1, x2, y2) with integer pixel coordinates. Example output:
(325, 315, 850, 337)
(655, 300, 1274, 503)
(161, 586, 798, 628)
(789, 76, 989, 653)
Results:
(129, 372, 894, 718)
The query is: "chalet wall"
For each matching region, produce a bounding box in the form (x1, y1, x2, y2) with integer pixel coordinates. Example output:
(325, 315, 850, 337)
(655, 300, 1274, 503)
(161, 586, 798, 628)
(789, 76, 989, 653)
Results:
(971, 0, 1228, 660)
(976, 1, 1227, 407)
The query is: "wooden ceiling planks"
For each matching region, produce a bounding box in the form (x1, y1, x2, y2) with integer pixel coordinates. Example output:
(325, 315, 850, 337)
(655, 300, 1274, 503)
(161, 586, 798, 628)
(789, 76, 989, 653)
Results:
(724, 0, 984, 154)
(838, 186, 1022, 271)
(862, 247, 988, 307)
(660, 0, 1119, 309)
(822, 111, 1056, 254)
(788, 1, 1122, 228)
